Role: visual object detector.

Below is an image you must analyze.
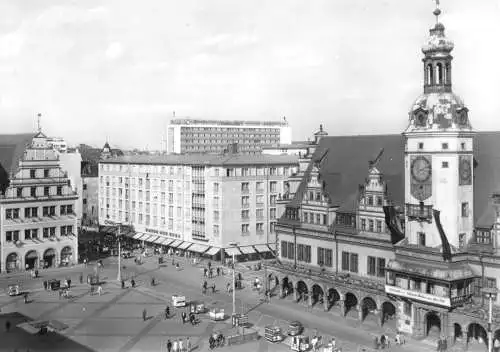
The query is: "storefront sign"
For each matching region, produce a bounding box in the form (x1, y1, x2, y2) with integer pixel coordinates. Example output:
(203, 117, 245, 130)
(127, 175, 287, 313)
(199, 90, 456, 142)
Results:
(385, 285, 450, 307)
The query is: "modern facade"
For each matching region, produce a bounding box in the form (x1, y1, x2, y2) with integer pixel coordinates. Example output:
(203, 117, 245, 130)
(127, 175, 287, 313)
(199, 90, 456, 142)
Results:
(164, 117, 292, 154)
(262, 125, 328, 157)
(98, 151, 298, 258)
(0, 132, 79, 272)
(269, 4, 500, 349)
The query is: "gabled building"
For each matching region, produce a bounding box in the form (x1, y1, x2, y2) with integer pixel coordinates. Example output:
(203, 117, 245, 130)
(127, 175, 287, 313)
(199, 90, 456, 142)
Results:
(268, 3, 500, 348)
(0, 131, 79, 272)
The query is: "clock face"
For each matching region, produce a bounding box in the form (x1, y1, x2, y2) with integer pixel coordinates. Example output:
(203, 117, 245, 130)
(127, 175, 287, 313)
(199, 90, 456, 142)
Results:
(411, 156, 431, 183)
(459, 157, 472, 185)
(415, 111, 427, 126)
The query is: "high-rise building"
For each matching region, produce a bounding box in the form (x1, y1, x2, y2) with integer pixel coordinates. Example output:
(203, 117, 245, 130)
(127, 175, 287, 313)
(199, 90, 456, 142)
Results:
(164, 117, 292, 154)
(269, 3, 500, 346)
(0, 131, 79, 272)
(98, 151, 298, 259)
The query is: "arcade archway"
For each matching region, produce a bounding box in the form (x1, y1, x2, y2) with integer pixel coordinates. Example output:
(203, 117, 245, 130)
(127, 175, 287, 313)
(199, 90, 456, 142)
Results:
(361, 297, 377, 321)
(468, 323, 487, 345)
(296, 281, 309, 303)
(61, 246, 73, 265)
(426, 312, 441, 337)
(43, 248, 56, 268)
(25, 250, 38, 270)
(327, 288, 341, 310)
(344, 292, 358, 317)
(311, 284, 324, 307)
(381, 301, 397, 327)
(5, 252, 19, 272)
(454, 323, 463, 342)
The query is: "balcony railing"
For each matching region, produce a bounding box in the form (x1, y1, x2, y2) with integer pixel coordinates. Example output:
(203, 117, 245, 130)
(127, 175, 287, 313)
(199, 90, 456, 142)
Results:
(406, 204, 433, 221)
(451, 295, 473, 306)
(241, 203, 250, 209)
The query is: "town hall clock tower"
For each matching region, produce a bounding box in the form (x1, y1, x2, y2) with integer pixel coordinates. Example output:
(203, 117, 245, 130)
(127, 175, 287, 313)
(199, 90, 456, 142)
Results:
(403, 4, 474, 251)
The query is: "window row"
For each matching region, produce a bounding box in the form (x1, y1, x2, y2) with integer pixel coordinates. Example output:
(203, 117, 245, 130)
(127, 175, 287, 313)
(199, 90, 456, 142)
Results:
(241, 195, 278, 206)
(341, 251, 359, 273)
(6, 205, 73, 219)
(367, 256, 386, 277)
(240, 208, 276, 220)
(280, 241, 311, 263)
(13, 186, 65, 198)
(5, 225, 74, 242)
(360, 218, 384, 233)
(317, 247, 333, 267)
(303, 212, 327, 225)
(363, 195, 384, 207)
(241, 223, 265, 235)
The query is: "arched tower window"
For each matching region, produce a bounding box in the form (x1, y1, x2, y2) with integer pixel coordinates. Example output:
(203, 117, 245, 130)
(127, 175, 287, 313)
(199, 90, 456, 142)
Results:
(436, 63, 443, 84)
(426, 64, 434, 86)
(445, 63, 451, 85)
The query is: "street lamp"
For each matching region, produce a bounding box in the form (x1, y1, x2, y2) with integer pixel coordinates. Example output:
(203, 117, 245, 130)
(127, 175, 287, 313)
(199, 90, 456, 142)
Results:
(482, 287, 498, 352)
(228, 242, 238, 316)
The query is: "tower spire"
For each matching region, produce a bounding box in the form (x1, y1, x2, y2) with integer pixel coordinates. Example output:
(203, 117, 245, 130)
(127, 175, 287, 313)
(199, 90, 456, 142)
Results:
(37, 113, 42, 133)
(433, 0, 441, 24)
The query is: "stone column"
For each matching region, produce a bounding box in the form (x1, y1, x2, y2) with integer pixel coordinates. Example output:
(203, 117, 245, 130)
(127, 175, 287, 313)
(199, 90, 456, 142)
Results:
(324, 296, 329, 312)
(339, 300, 346, 317)
(308, 294, 313, 307)
(358, 304, 363, 322)
(374, 309, 382, 327)
(280, 285, 284, 298)
(294, 287, 298, 302)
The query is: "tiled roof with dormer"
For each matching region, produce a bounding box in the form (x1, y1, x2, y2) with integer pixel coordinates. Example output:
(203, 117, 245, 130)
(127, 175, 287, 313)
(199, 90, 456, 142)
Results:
(0, 133, 35, 193)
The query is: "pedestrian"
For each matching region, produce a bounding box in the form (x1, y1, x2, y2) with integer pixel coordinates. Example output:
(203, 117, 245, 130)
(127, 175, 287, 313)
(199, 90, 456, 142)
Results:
(208, 261, 211, 270)
(131, 279, 136, 288)
(121, 280, 125, 289)
(186, 337, 191, 352)
(43, 280, 47, 290)
(211, 283, 215, 294)
(166, 339, 172, 352)
(204, 268, 207, 277)
(5, 321, 11, 332)
(142, 308, 147, 321)
(24, 293, 29, 304)
(172, 339, 178, 352)
(216, 267, 220, 276)
(179, 339, 184, 352)
(97, 285, 102, 296)
(165, 307, 169, 320)
(67, 278, 72, 289)
(181, 311, 186, 324)
(59, 289, 62, 300)
(79, 273, 83, 284)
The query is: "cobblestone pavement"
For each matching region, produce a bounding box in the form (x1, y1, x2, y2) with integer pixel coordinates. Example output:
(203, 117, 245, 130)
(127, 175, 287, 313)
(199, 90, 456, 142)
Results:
(0, 255, 462, 351)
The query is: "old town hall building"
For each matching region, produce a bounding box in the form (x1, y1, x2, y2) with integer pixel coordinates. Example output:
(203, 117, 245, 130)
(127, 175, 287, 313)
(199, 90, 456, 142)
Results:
(269, 4, 500, 348)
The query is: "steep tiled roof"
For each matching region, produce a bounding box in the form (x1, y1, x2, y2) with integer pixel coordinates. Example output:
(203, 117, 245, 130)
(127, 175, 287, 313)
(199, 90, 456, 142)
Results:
(0, 134, 34, 194)
(295, 132, 500, 227)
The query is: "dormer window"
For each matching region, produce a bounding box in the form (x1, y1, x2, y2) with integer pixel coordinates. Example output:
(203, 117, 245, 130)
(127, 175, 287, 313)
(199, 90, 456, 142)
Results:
(442, 143, 448, 150)
(367, 196, 373, 206)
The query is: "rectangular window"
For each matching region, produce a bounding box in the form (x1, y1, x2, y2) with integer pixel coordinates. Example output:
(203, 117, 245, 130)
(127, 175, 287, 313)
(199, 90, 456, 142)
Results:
(442, 161, 449, 168)
(287, 243, 295, 259)
(377, 258, 386, 277)
(25, 229, 32, 240)
(368, 219, 374, 232)
(31, 187, 36, 197)
(350, 253, 358, 273)
(44, 169, 49, 178)
(269, 181, 277, 193)
(442, 143, 449, 150)
(241, 182, 249, 193)
(213, 225, 219, 236)
(17, 188, 23, 198)
(367, 196, 373, 206)
(270, 222, 276, 233)
(461, 202, 469, 217)
(376, 220, 382, 233)
(317, 247, 324, 266)
(316, 214, 321, 224)
(418, 232, 426, 246)
(43, 228, 49, 238)
(418, 142, 424, 150)
(30, 169, 36, 178)
(361, 218, 366, 231)
(213, 211, 220, 221)
(403, 302, 412, 316)
(377, 196, 383, 206)
(367, 256, 376, 276)
(281, 241, 288, 258)
(341, 252, 349, 271)
(57, 186, 62, 195)
(256, 223, 264, 233)
(241, 224, 249, 234)
(459, 233, 466, 248)
(241, 210, 249, 220)
(325, 249, 333, 267)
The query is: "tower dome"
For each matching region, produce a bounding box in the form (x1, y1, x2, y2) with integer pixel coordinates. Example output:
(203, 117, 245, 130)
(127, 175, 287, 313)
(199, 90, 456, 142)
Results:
(406, 3, 472, 132)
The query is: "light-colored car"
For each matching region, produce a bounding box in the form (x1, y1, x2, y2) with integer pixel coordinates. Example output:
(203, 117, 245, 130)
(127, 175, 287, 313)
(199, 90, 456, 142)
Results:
(287, 321, 304, 336)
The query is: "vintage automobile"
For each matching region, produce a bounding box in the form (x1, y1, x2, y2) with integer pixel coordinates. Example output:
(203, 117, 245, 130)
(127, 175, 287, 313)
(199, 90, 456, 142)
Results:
(172, 295, 186, 307)
(8, 284, 23, 296)
(290, 335, 310, 352)
(287, 321, 304, 336)
(189, 301, 206, 314)
(264, 325, 284, 343)
(208, 307, 225, 321)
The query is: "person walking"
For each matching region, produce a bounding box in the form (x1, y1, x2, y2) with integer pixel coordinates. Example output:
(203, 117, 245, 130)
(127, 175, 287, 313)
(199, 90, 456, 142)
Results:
(216, 267, 220, 277)
(97, 285, 103, 296)
(186, 337, 191, 352)
(79, 273, 83, 284)
(5, 321, 11, 332)
(172, 339, 178, 352)
(67, 278, 72, 289)
(166, 339, 172, 352)
(43, 280, 47, 291)
(142, 308, 147, 321)
(178, 339, 184, 352)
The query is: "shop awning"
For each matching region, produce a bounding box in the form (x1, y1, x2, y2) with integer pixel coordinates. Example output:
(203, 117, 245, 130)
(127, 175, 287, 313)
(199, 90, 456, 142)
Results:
(141, 235, 152, 242)
(188, 244, 210, 253)
(122, 230, 135, 238)
(225, 247, 242, 256)
(132, 233, 143, 240)
(170, 240, 183, 248)
(153, 237, 165, 244)
(205, 247, 220, 256)
(146, 235, 159, 243)
(178, 242, 192, 250)
(238, 246, 256, 255)
(161, 239, 174, 246)
(253, 244, 272, 253)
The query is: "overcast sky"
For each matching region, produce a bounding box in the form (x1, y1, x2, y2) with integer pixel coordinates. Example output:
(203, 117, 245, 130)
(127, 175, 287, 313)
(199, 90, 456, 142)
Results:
(0, 0, 499, 149)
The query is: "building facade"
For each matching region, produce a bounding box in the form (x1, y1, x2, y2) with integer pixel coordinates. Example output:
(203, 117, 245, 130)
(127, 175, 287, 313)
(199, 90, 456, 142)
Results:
(98, 152, 298, 258)
(269, 4, 500, 348)
(46, 137, 68, 153)
(0, 132, 79, 273)
(165, 117, 292, 154)
(59, 149, 83, 227)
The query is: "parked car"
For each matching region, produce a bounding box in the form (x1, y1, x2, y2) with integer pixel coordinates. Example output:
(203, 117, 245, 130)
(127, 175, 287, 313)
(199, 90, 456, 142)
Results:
(287, 321, 304, 336)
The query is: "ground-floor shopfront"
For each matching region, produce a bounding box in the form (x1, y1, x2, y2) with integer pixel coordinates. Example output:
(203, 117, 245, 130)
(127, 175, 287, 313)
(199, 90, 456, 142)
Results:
(1, 239, 79, 273)
(267, 262, 500, 350)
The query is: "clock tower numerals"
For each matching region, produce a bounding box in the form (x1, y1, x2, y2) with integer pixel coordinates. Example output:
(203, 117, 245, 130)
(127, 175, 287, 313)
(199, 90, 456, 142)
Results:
(410, 155, 432, 201)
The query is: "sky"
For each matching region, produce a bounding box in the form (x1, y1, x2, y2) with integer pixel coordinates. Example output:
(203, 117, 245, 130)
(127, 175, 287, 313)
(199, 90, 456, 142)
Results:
(0, 0, 499, 150)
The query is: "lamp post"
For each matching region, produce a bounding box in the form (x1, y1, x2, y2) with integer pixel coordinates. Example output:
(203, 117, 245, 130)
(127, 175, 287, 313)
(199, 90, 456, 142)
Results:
(229, 242, 238, 317)
(482, 287, 498, 352)
(105, 220, 122, 281)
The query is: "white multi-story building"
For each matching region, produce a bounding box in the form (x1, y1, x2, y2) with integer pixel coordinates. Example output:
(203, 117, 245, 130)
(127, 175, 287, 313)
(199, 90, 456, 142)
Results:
(98, 151, 298, 259)
(0, 132, 79, 272)
(164, 117, 292, 154)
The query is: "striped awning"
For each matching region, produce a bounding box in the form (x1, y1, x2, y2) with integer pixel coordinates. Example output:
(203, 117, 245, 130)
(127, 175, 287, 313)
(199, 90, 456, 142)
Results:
(170, 240, 183, 248)
(161, 239, 174, 246)
(153, 237, 166, 244)
(188, 244, 210, 253)
(239, 246, 256, 255)
(146, 235, 159, 243)
(141, 235, 153, 242)
(205, 247, 220, 256)
(178, 242, 192, 250)
(225, 247, 242, 256)
(253, 244, 272, 253)
(133, 233, 145, 240)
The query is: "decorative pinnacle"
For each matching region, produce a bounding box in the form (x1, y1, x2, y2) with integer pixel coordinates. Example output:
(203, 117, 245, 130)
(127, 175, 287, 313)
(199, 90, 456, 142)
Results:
(433, 0, 441, 23)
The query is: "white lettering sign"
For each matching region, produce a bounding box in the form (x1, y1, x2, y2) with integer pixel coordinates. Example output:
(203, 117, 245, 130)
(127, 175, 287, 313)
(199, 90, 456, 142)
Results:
(385, 285, 450, 307)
